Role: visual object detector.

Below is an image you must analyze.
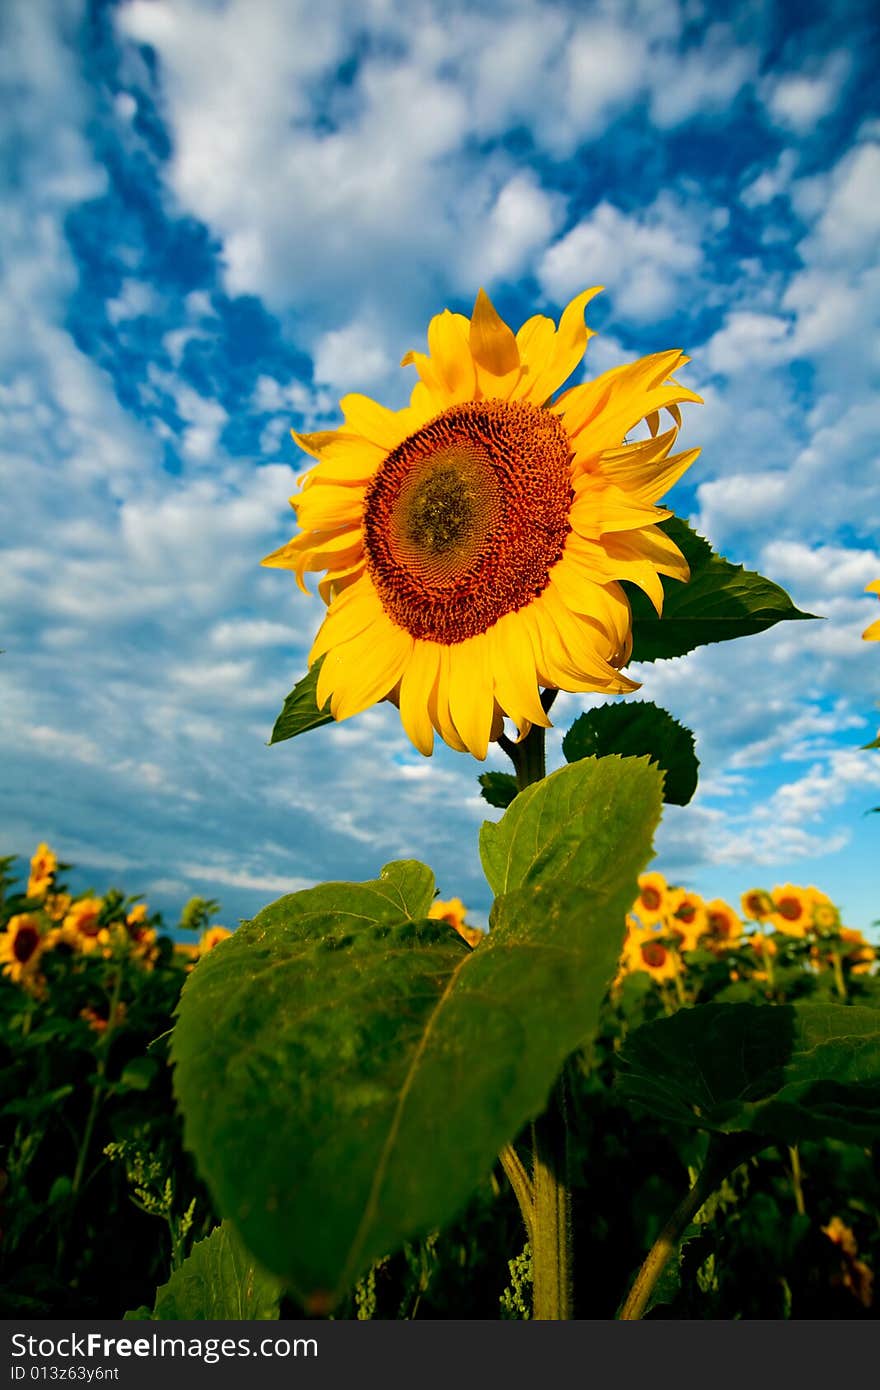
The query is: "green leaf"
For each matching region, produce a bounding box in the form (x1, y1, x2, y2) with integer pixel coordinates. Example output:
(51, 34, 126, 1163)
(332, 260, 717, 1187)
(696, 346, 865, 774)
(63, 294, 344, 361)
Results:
(478, 771, 518, 809)
(173, 758, 663, 1308)
(479, 753, 660, 898)
(269, 657, 332, 744)
(561, 702, 699, 806)
(119, 1056, 158, 1091)
(627, 519, 816, 663)
(617, 1002, 880, 1145)
(136, 1223, 282, 1320)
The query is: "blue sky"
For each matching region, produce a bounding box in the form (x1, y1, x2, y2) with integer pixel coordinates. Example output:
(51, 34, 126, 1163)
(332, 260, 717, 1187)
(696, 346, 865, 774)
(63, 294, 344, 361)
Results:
(2, 0, 879, 933)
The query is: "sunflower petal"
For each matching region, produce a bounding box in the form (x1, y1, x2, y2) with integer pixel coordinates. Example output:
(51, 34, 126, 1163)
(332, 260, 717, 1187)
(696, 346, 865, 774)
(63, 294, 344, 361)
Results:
(448, 634, 494, 760)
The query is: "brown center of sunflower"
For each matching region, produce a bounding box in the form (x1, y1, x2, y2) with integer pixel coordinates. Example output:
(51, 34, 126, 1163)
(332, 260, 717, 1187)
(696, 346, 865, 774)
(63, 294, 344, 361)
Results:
(641, 942, 667, 968)
(363, 399, 572, 642)
(708, 911, 729, 937)
(777, 896, 801, 921)
(676, 902, 697, 924)
(640, 886, 662, 911)
(14, 924, 40, 963)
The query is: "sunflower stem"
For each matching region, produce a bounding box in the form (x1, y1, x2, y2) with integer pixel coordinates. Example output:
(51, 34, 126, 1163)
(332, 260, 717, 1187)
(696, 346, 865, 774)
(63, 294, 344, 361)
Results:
(498, 718, 574, 1319)
(618, 1134, 762, 1320)
(530, 1077, 573, 1320)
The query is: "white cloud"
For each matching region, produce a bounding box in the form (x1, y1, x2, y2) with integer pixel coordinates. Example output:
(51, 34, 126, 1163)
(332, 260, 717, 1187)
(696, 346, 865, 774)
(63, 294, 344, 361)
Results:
(107, 278, 160, 324)
(762, 52, 850, 134)
(313, 319, 391, 389)
(470, 172, 563, 284)
(539, 193, 708, 322)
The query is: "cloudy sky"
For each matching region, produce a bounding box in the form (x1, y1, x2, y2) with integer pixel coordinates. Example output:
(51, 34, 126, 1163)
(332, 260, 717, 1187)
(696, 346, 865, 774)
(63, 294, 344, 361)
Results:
(3, 0, 879, 933)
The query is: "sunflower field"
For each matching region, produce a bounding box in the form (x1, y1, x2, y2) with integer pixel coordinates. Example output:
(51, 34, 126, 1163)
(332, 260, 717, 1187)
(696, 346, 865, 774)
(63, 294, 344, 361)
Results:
(5, 290, 879, 1323)
(2, 842, 878, 1321)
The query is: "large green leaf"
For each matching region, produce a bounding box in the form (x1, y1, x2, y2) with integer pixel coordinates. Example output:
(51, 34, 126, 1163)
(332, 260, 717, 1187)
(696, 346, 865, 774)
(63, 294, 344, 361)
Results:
(133, 1224, 282, 1320)
(627, 519, 816, 663)
(616, 1002, 880, 1144)
(479, 753, 659, 898)
(561, 702, 699, 806)
(269, 657, 332, 744)
(172, 758, 663, 1307)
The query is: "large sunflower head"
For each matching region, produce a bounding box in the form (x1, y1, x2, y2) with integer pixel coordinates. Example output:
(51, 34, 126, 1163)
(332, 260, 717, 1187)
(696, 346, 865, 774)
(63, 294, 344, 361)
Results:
(264, 289, 701, 758)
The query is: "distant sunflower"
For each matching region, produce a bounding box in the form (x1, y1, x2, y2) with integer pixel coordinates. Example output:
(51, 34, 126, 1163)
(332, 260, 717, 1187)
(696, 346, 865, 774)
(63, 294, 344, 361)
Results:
(863, 580, 880, 641)
(669, 888, 707, 947)
(27, 842, 57, 899)
(265, 288, 700, 758)
(1, 914, 44, 983)
(770, 884, 812, 937)
(63, 897, 107, 952)
(622, 922, 679, 983)
(428, 896, 483, 948)
(633, 871, 670, 926)
(704, 898, 742, 948)
(741, 888, 773, 922)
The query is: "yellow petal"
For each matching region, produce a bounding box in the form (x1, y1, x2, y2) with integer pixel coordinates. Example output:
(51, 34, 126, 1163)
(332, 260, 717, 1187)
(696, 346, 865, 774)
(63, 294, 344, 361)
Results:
(399, 641, 440, 756)
(447, 634, 494, 760)
(518, 287, 603, 406)
(488, 610, 551, 731)
(429, 647, 468, 753)
(339, 393, 418, 450)
(427, 310, 476, 402)
(309, 576, 381, 664)
(318, 617, 413, 721)
(468, 288, 521, 397)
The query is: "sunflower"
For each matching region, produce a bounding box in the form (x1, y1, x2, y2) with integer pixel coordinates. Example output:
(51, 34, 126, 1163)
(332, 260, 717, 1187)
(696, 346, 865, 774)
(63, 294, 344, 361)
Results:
(668, 888, 708, 948)
(198, 925, 233, 956)
(428, 896, 484, 948)
(632, 871, 669, 927)
(741, 888, 773, 921)
(809, 890, 840, 933)
(837, 927, 876, 975)
(264, 289, 700, 758)
(769, 884, 815, 937)
(621, 922, 679, 983)
(863, 580, 880, 641)
(1, 913, 44, 983)
(27, 842, 57, 899)
(62, 897, 108, 952)
(704, 898, 742, 947)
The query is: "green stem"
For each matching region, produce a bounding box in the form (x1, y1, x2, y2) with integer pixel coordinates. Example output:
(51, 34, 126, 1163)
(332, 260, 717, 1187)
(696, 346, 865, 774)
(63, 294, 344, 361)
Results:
(497, 712, 573, 1320)
(829, 948, 848, 1002)
(530, 1082, 573, 1320)
(618, 1135, 761, 1320)
(499, 1144, 534, 1244)
(788, 1144, 806, 1215)
(71, 966, 124, 1199)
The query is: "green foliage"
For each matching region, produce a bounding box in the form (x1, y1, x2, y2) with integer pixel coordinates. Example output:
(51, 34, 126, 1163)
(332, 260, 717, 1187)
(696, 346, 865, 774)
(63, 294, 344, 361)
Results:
(617, 1002, 880, 1144)
(172, 757, 663, 1306)
(627, 519, 816, 663)
(479, 754, 661, 897)
(561, 701, 699, 806)
(268, 657, 333, 744)
(178, 897, 220, 934)
(135, 1223, 282, 1320)
(478, 771, 518, 809)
